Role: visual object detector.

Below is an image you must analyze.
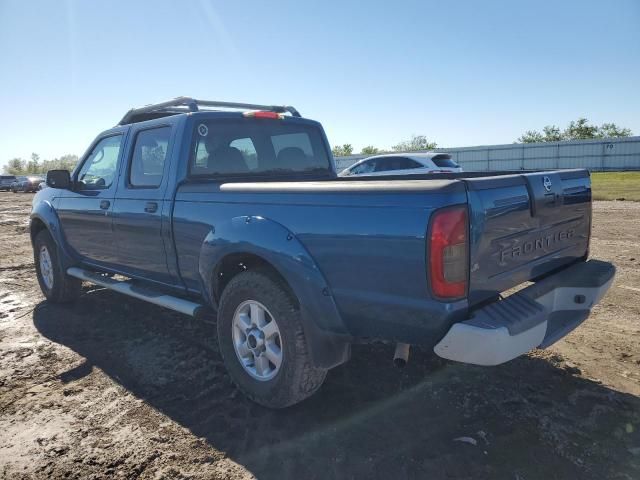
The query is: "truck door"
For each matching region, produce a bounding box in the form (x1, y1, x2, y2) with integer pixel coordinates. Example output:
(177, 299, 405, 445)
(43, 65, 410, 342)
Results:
(111, 124, 175, 285)
(56, 131, 125, 265)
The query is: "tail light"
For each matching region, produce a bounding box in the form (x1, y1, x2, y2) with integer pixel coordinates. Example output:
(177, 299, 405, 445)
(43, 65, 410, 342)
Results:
(243, 111, 284, 119)
(428, 206, 468, 299)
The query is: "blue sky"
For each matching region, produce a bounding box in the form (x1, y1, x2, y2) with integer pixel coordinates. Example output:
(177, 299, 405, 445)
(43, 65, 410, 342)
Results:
(1, 0, 639, 166)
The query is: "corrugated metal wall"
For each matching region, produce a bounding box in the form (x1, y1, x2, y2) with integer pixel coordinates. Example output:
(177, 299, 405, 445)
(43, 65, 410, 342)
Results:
(334, 136, 640, 172)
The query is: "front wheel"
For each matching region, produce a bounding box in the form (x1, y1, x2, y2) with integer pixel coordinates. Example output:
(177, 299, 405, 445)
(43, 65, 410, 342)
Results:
(217, 269, 327, 408)
(34, 230, 82, 303)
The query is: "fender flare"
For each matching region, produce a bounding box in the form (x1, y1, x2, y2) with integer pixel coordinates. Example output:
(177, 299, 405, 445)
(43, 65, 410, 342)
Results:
(198, 215, 351, 369)
(30, 200, 76, 271)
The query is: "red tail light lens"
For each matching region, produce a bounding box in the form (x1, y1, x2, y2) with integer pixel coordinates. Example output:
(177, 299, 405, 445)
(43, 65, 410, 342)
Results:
(429, 206, 468, 299)
(243, 111, 284, 119)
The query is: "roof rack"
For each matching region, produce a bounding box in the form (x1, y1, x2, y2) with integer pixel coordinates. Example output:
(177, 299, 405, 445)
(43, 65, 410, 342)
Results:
(118, 96, 301, 125)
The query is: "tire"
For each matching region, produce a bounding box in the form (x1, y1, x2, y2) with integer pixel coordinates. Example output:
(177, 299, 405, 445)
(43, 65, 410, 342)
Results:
(34, 229, 82, 303)
(217, 269, 327, 408)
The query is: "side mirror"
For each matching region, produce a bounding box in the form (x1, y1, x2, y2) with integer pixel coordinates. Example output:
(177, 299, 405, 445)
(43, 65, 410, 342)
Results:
(46, 170, 72, 189)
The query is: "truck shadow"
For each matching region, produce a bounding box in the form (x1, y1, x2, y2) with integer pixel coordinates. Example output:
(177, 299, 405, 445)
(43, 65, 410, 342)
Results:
(33, 288, 640, 480)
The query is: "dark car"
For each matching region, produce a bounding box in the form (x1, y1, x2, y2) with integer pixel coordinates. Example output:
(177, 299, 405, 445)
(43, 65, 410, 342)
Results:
(10, 176, 28, 193)
(0, 175, 17, 191)
(12, 176, 43, 193)
(30, 97, 614, 408)
(24, 176, 44, 192)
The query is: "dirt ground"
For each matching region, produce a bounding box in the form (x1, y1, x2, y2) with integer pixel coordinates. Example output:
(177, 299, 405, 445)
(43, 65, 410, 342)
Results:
(0, 192, 638, 480)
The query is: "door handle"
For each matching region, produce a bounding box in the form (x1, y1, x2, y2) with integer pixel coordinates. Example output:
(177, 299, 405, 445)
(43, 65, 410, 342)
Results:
(99, 200, 110, 210)
(144, 201, 158, 213)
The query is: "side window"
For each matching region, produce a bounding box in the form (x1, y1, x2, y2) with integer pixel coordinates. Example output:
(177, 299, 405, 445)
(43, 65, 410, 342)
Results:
(229, 138, 258, 170)
(351, 159, 376, 175)
(374, 157, 421, 172)
(396, 158, 422, 170)
(129, 127, 171, 188)
(77, 135, 123, 190)
(374, 158, 394, 172)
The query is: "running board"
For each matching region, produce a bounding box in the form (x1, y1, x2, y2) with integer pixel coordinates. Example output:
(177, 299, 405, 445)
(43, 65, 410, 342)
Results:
(66, 267, 205, 317)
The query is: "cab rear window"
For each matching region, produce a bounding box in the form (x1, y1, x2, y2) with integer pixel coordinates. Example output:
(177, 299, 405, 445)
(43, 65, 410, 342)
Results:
(190, 119, 331, 176)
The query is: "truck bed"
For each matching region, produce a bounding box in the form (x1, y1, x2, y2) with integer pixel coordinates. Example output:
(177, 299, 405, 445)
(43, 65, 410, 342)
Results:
(173, 168, 591, 345)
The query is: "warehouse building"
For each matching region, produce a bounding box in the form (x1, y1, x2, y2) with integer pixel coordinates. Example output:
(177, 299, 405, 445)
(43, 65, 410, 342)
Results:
(334, 136, 640, 173)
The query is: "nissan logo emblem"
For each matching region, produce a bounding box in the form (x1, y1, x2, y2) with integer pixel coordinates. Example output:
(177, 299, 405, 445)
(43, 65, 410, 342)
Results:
(543, 176, 552, 192)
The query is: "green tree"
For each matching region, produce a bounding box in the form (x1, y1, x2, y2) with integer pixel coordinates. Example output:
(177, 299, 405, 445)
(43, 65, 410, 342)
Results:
(26, 153, 40, 174)
(3, 153, 79, 175)
(563, 118, 599, 140)
(517, 118, 632, 143)
(392, 134, 437, 152)
(542, 125, 562, 142)
(360, 145, 379, 155)
(332, 144, 354, 156)
(598, 123, 632, 138)
(518, 130, 545, 143)
(4, 158, 26, 174)
(56, 154, 79, 171)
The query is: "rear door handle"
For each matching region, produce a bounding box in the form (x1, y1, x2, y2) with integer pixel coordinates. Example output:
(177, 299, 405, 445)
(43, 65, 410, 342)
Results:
(99, 200, 110, 210)
(144, 201, 158, 213)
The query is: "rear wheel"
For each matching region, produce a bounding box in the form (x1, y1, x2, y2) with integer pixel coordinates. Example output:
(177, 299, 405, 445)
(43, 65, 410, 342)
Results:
(34, 230, 82, 303)
(217, 269, 327, 408)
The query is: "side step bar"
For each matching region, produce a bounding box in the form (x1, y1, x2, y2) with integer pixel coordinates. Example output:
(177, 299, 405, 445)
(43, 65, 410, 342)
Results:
(67, 267, 205, 317)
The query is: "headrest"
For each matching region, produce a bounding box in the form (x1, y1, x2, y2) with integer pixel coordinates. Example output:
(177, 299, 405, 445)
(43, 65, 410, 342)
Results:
(277, 147, 306, 169)
(208, 146, 248, 173)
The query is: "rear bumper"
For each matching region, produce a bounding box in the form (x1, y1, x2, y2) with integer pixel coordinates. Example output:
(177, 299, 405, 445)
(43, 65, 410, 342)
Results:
(434, 259, 615, 366)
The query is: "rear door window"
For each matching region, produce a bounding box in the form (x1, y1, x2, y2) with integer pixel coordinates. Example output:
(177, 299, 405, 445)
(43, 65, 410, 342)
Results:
(400, 158, 423, 169)
(373, 158, 394, 172)
(375, 157, 422, 172)
(129, 127, 171, 188)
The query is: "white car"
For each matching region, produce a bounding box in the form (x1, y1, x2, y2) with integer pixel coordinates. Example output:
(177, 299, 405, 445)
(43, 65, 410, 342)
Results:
(339, 152, 462, 177)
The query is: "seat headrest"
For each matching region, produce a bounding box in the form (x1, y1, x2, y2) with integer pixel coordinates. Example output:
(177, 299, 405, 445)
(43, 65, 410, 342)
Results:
(277, 147, 306, 169)
(208, 146, 248, 173)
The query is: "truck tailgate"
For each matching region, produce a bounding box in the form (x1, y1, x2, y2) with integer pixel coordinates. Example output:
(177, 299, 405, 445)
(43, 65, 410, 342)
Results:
(465, 169, 591, 306)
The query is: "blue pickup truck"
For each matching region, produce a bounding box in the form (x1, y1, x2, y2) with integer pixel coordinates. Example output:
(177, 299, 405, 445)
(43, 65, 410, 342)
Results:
(30, 97, 615, 408)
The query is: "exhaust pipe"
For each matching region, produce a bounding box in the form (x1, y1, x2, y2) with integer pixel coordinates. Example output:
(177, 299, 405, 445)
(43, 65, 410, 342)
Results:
(393, 343, 410, 368)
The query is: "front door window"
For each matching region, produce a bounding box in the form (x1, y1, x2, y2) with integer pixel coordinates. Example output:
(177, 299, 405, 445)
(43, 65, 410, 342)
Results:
(77, 135, 122, 190)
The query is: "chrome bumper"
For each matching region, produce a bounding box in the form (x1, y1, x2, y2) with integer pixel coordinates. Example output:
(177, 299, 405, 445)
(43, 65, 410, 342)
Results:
(434, 260, 615, 366)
